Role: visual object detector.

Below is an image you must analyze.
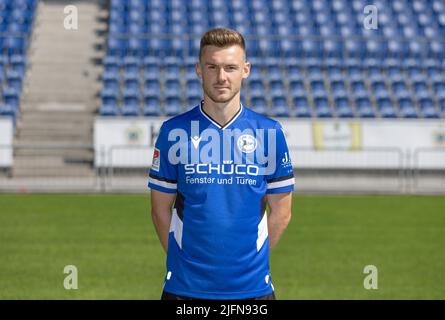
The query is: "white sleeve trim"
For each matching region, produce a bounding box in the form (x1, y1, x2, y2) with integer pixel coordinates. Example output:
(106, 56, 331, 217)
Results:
(267, 177, 295, 190)
(149, 177, 177, 190)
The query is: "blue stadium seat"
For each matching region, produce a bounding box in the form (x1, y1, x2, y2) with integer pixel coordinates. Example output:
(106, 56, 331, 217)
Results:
(430, 40, 445, 58)
(123, 56, 140, 73)
(355, 97, 375, 118)
(0, 103, 18, 118)
(108, 37, 128, 56)
(439, 98, 445, 114)
(413, 80, 430, 98)
(307, 65, 323, 80)
(6, 70, 23, 91)
(418, 98, 439, 118)
(101, 88, 119, 106)
(331, 80, 348, 97)
(187, 95, 202, 109)
(269, 80, 286, 97)
(289, 80, 306, 98)
(100, 0, 445, 119)
(314, 97, 333, 118)
(301, 39, 323, 57)
(121, 103, 140, 116)
(164, 97, 182, 116)
(350, 80, 368, 98)
(327, 65, 343, 81)
(377, 98, 397, 118)
(270, 96, 289, 117)
(287, 65, 304, 81)
(164, 63, 181, 80)
(323, 39, 343, 58)
(371, 81, 390, 99)
(293, 103, 312, 118)
(248, 66, 262, 81)
(266, 65, 282, 81)
(164, 79, 181, 97)
(251, 96, 268, 115)
(186, 79, 201, 97)
(344, 39, 366, 58)
(387, 40, 410, 58)
(249, 79, 265, 97)
(310, 80, 327, 98)
(143, 96, 161, 116)
(398, 97, 419, 118)
(387, 66, 404, 81)
(144, 79, 160, 96)
(391, 80, 410, 98)
(280, 39, 300, 57)
(334, 97, 355, 118)
(433, 81, 445, 99)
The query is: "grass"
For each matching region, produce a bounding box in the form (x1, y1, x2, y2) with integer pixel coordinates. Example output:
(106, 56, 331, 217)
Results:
(0, 194, 444, 299)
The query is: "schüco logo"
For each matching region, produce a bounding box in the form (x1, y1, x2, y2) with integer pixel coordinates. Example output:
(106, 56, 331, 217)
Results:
(184, 163, 260, 176)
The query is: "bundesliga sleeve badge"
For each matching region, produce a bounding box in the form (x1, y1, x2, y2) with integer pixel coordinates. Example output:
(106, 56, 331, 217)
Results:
(151, 147, 160, 172)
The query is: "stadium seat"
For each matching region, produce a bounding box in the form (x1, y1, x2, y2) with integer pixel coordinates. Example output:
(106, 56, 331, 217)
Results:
(355, 97, 375, 118)
(419, 98, 439, 118)
(336, 104, 355, 118)
(251, 96, 268, 115)
(377, 98, 397, 118)
(269, 79, 287, 97)
(398, 97, 419, 118)
(270, 96, 289, 117)
(99, 103, 120, 116)
(249, 79, 265, 97)
(99, 0, 445, 119)
(0, 103, 17, 117)
(164, 97, 182, 116)
(143, 96, 161, 116)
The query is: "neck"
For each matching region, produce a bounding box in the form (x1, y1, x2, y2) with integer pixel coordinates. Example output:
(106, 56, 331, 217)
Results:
(201, 94, 241, 127)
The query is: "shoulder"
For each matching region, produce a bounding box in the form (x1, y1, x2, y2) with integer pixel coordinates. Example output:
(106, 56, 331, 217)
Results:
(161, 105, 200, 131)
(243, 106, 283, 130)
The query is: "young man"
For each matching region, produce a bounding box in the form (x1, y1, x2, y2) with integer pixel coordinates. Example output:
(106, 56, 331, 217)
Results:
(148, 28, 294, 300)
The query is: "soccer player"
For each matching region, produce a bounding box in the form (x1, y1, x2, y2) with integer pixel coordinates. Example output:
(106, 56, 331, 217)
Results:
(148, 28, 294, 300)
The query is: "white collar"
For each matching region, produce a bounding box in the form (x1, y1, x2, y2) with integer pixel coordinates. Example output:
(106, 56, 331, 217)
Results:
(199, 100, 244, 130)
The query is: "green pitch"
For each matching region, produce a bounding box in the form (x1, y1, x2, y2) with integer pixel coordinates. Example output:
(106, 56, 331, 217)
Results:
(0, 194, 444, 299)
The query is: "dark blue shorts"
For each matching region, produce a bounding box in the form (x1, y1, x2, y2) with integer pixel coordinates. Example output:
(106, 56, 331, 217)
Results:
(161, 290, 276, 300)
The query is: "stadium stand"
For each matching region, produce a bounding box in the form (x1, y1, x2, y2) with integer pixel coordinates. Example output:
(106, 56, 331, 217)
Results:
(0, 0, 36, 123)
(100, 0, 445, 119)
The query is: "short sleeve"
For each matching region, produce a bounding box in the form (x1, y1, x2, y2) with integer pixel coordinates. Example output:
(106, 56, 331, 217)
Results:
(265, 123, 295, 194)
(148, 123, 178, 194)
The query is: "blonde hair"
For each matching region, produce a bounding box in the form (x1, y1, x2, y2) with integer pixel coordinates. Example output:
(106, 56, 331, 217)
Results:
(199, 28, 246, 61)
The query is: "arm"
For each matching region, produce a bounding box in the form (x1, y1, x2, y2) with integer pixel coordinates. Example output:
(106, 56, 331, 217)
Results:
(151, 189, 176, 253)
(266, 192, 293, 250)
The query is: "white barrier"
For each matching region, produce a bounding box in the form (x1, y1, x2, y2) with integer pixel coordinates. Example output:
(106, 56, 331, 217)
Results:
(0, 117, 13, 167)
(94, 118, 445, 169)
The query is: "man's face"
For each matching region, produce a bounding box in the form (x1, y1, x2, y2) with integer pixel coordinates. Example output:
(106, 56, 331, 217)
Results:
(196, 45, 250, 104)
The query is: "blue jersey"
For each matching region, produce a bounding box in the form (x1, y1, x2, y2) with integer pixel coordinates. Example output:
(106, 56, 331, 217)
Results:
(148, 102, 294, 299)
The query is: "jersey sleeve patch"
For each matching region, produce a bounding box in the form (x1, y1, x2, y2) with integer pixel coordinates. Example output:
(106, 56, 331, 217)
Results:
(151, 147, 160, 172)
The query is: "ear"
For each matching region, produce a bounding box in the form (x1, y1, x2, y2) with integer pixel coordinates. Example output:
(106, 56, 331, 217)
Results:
(195, 63, 202, 79)
(242, 62, 251, 79)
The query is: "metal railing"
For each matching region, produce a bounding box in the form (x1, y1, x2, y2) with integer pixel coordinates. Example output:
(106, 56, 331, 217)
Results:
(106, 144, 152, 191)
(413, 148, 445, 194)
(289, 146, 405, 193)
(1, 144, 444, 194)
(0, 144, 99, 192)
